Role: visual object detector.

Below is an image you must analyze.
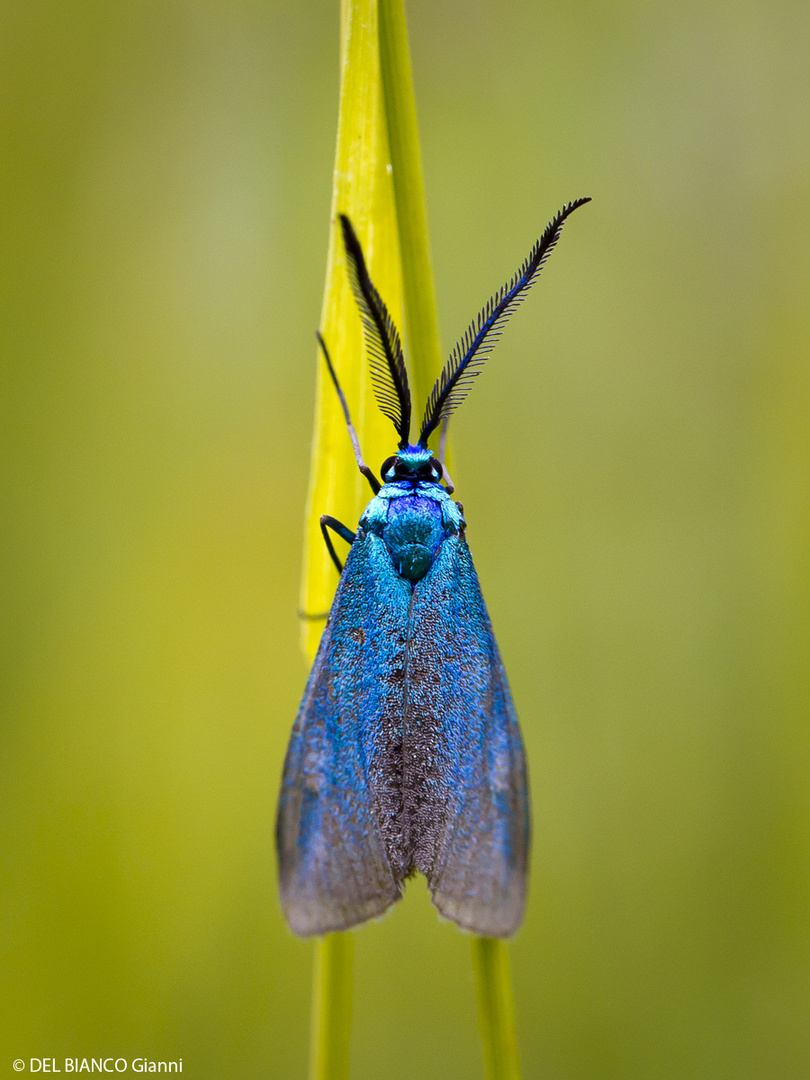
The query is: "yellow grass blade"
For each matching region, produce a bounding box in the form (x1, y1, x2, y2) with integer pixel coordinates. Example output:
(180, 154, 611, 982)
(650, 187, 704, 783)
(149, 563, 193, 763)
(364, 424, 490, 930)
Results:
(299, 0, 404, 661)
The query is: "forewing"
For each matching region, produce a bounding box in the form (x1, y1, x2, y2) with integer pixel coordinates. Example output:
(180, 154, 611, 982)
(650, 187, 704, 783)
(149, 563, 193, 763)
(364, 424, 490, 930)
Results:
(276, 531, 411, 935)
(405, 534, 530, 937)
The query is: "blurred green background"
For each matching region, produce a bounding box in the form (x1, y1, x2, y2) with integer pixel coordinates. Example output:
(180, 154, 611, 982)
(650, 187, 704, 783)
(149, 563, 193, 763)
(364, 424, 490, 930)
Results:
(2, 1, 809, 1077)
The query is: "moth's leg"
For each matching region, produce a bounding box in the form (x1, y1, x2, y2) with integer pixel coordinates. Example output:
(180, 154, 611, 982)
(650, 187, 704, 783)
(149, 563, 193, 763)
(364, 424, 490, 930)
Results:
(317, 331, 381, 495)
(320, 514, 356, 575)
(297, 608, 329, 622)
(438, 415, 455, 494)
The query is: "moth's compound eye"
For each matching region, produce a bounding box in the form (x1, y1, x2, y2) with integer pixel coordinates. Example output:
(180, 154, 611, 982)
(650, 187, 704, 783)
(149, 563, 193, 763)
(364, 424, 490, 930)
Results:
(380, 456, 397, 481)
(429, 458, 443, 481)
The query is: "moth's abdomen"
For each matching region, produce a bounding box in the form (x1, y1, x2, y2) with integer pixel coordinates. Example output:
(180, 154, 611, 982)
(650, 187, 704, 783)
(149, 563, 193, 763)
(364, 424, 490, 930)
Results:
(383, 496, 446, 582)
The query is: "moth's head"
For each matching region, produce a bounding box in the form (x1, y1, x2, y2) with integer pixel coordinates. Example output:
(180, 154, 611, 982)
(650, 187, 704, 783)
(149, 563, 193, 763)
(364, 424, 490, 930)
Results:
(380, 446, 442, 485)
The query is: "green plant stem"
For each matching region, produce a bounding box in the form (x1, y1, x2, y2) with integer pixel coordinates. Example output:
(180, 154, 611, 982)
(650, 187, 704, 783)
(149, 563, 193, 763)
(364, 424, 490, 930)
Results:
(308, 934, 354, 1080)
(472, 938, 522, 1080)
(378, 0, 443, 411)
(378, 7, 521, 1077)
(305, 0, 392, 1072)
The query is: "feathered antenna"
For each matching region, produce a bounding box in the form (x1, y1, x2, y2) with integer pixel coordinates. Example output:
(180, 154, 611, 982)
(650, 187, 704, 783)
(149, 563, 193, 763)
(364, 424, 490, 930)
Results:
(418, 198, 591, 446)
(340, 215, 412, 447)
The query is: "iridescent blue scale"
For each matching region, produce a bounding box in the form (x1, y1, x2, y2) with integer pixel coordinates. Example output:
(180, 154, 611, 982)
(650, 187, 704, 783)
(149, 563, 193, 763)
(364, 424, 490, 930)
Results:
(276, 200, 589, 936)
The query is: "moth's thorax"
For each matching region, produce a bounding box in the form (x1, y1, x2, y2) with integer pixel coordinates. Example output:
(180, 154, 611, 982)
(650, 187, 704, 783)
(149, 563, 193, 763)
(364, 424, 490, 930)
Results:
(382, 496, 444, 581)
(360, 480, 465, 583)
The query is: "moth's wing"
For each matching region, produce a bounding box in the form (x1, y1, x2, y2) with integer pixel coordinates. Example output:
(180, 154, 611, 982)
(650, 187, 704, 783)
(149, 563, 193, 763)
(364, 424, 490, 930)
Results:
(406, 533, 530, 937)
(276, 531, 411, 936)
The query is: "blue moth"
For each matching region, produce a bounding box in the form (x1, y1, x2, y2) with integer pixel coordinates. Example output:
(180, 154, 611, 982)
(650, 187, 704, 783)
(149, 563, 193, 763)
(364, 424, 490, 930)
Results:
(277, 199, 590, 937)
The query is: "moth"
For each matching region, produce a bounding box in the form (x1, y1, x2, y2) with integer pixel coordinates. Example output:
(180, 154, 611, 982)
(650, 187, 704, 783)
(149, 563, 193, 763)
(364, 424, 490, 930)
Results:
(277, 199, 589, 937)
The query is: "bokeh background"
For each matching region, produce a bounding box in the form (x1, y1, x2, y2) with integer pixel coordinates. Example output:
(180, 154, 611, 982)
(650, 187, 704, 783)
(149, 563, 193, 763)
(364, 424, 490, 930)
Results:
(2, 1, 809, 1077)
